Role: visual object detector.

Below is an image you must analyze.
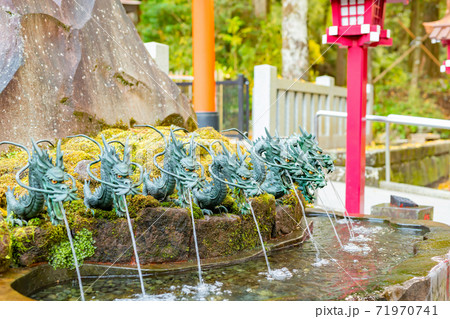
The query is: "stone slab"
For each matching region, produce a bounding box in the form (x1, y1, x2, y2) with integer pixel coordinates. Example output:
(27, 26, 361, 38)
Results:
(371, 203, 433, 220)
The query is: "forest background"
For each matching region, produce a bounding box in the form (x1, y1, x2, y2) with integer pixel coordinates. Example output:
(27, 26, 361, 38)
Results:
(136, 0, 449, 139)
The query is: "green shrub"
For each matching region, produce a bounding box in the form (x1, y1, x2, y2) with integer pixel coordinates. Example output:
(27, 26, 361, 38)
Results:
(49, 228, 95, 270)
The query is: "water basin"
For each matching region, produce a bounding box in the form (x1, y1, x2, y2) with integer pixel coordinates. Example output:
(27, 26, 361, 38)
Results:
(25, 216, 426, 301)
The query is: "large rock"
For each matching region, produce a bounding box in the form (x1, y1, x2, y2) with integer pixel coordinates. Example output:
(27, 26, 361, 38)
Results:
(8, 194, 306, 266)
(0, 219, 11, 272)
(0, 0, 196, 146)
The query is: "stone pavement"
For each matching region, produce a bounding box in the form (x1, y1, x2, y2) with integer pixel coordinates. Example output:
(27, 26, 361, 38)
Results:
(317, 181, 450, 226)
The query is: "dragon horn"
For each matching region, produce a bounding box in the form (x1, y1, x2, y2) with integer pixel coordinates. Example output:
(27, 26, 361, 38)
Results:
(55, 140, 64, 170)
(101, 134, 111, 154)
(134, 124, 168, 145)
(36, 139, 55, 147)
(210, 140, 229, 156)
(299, 126, 307, 136)
(189, 135, 196, 157)
(236, 142, 247, 162)
(172, 127, 189, 133)
(108, 140, 125, 148)
(221, 128, 252, 144)
(31, 138, 44, 158)
(67, 134, 103, 155)
(264, 127, 272, 139)
(123, 136, 131, 164)
(0, 141, 30, 159)
(274, 129, 279, 137)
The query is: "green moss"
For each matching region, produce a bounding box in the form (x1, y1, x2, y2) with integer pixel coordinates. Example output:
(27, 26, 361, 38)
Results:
(186, 116, 198, 132)
(59, 97, 69, 104)
(0, 220, 11, 268)
(127, 195, 159, 213)
(49, 228, 95, 270)
(383, 229, 450, 285)
(222, 194, 239, 215)
(191, 203, 204, 219)
(10, 226, 36, 263)
(129, 118, 137, 127)
(114, 72, 135, 87)
(39, 223, 67, 252)
(159, 113, 185, 128)
(160, 201, 178, 208)
(64, 199, 117, 221)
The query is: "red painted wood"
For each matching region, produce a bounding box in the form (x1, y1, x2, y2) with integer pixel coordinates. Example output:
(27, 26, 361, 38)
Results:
(447, 45, 450, 75)
(326, 0, 407, 215)
(192, 0, 216, 113)
(345, 45, 368, 216)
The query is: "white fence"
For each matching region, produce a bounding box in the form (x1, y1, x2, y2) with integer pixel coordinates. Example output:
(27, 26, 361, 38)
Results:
(252, 64, 373, 149)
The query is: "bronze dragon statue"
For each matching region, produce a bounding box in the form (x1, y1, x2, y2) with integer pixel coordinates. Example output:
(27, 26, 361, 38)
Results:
(68, 135, 143, 217)
(0, 139, 78, 226)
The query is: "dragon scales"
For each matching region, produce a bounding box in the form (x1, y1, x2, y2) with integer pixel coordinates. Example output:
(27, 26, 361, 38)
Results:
(0, 140, 78, 226)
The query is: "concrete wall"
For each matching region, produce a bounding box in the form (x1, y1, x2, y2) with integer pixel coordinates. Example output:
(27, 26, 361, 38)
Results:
(328, 140, 450, 187)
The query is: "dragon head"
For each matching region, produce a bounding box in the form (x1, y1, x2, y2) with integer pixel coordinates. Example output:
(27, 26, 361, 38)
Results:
(99, 135, 141, 196)
(30, 139, 78, 203)
(168, 131, 201, 189)
(296, 126, 335, 173)
(209, 141, 262, 198)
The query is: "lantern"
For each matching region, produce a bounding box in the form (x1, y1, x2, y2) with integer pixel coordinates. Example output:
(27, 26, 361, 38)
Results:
(423, 0, 450, 74)
(322, 0, 408, 216)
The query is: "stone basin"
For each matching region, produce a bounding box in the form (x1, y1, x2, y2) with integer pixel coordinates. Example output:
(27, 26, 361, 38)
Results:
(2, 211, 449, 301)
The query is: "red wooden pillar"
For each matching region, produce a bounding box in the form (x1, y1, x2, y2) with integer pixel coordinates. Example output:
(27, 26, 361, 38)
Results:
(325, 0, 408, 216)
(345, 45, 368, 215)
(192, 0, 218, 129)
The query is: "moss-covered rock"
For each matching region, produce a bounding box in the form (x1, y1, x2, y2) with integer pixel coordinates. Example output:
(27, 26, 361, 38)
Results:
(0, 219, 12, 273)
(0, 126, 238, 213)
(382, 228, 450, 286)
(132, 207, 193, 263)
(273, 192, 304, 238)
(10, 223, 67, 267)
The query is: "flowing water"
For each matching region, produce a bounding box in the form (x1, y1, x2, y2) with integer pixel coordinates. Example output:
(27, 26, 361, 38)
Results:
(188, 191, 203, 285)
(248, 201, 272, 276)
(122, 196, 146, 295)
(60, 202, 85, 301)
(316, 194, 343, 249)
(29, 216, 425, 301)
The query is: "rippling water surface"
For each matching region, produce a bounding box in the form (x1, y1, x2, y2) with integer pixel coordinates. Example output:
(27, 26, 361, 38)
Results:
(30, 216, 424, 301)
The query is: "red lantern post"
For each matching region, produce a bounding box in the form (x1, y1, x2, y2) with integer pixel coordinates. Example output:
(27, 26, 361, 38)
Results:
(323, 0, 408, 216)
(423, 0, 450, 74)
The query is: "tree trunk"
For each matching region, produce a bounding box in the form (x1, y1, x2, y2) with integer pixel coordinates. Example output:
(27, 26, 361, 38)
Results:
(282, 0, 309, 80)
(409, 0, 422, 99)
(423, 0, 440, 78)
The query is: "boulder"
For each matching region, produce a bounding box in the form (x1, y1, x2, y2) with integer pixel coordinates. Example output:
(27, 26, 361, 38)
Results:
(0, 220, 11, 272)
(7, 193, 306, 266)
(0, 0, 196, 146)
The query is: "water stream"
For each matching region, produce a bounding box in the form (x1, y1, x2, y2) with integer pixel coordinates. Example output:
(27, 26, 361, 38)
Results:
(60, 201, 85, 301)
(122, 195, 146, 295)
(29, 216, 425, 301)
(316, 194, 343, 249)
(188, 191, 204, 285)
(287, 174, 321, 262)
(328, 178, 355, 237)
(248, 201, 272, 276)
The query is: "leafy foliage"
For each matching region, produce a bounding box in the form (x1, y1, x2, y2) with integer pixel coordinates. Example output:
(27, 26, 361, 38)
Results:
(138, 0, 282, 79)
(49, 228, 95, 270)
(137, 0, 449, 140)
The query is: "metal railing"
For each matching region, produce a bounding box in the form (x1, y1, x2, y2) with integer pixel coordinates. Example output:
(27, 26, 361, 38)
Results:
(176, 74, 250, 133)
(315, 110, 450, 182)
